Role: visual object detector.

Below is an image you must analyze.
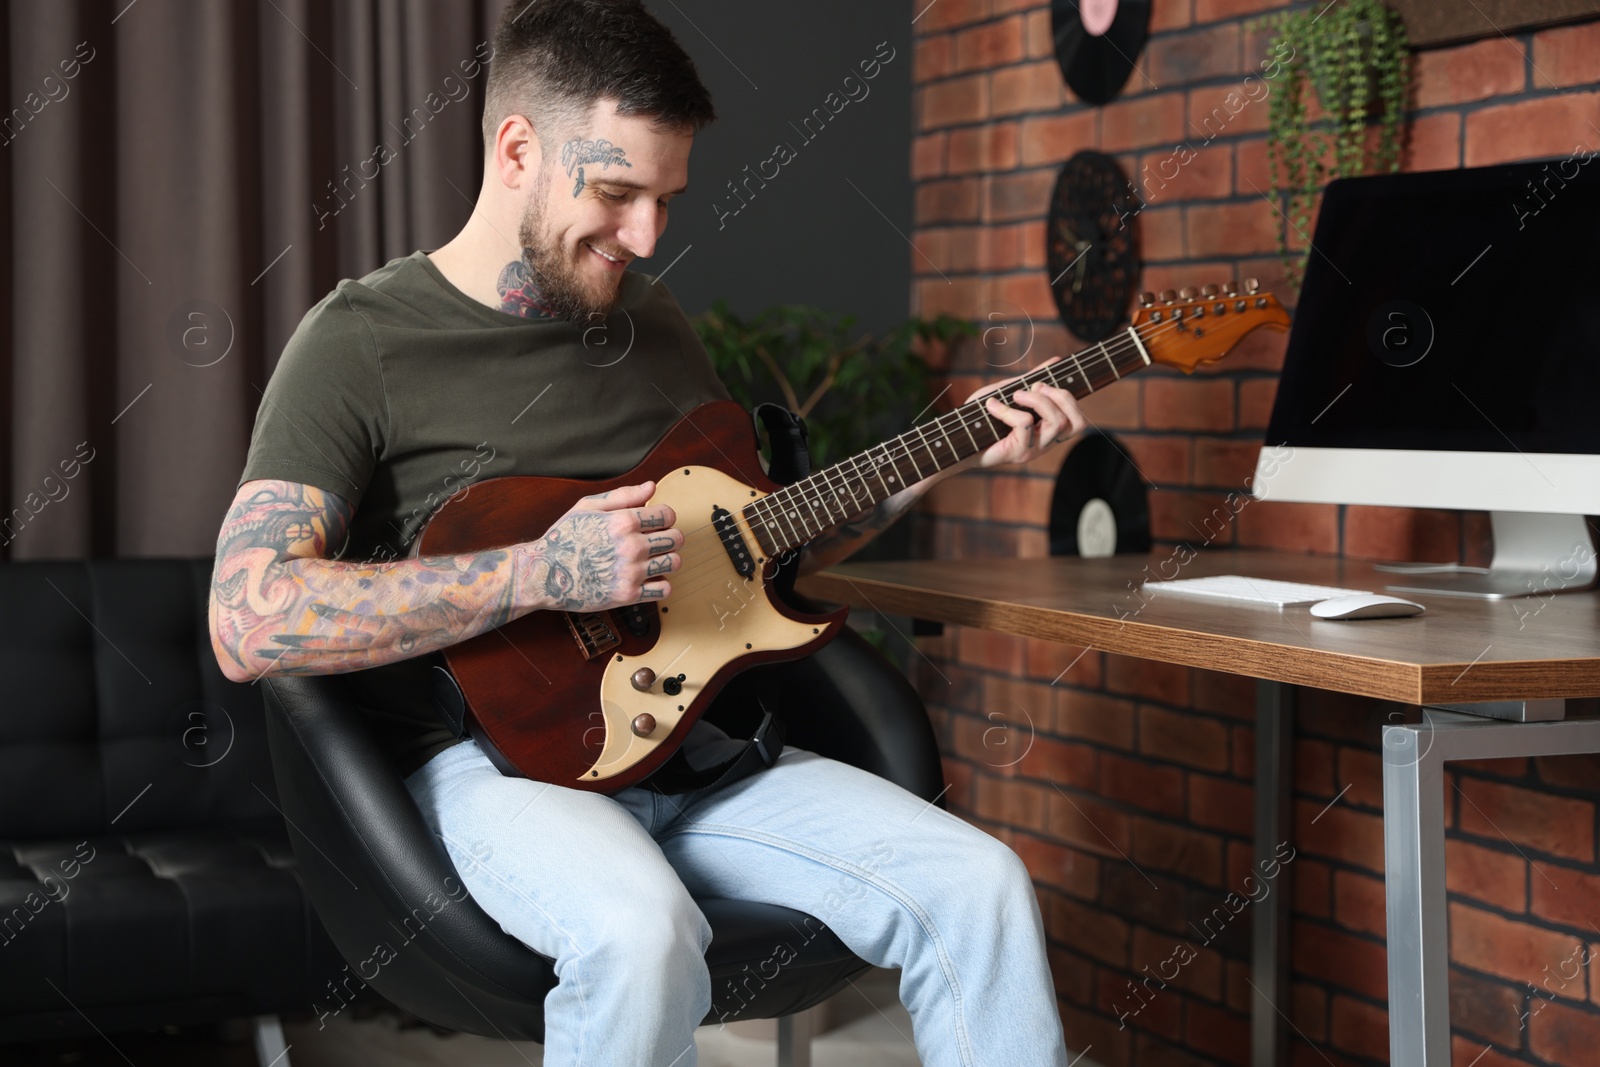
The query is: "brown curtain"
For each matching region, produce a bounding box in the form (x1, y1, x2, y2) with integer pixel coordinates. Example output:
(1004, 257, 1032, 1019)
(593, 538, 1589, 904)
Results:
(1, 0, 508, 561)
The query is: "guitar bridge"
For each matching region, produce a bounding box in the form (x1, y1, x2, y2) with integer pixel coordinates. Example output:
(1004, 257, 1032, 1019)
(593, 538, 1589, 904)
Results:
(565, 611, 621, 660)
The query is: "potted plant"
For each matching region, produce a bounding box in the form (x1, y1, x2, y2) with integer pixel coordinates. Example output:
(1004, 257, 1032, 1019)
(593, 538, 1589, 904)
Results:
(1260, 0, 1410, 288)
(694, 301, 974, 474)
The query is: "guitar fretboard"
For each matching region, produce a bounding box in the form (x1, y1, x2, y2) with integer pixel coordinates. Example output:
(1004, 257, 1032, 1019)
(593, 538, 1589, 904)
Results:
(741, 324, 1152, 559)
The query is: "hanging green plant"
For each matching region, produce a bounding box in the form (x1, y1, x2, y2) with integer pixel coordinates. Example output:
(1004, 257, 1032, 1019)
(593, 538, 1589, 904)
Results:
(1259, 0, 1410, 289)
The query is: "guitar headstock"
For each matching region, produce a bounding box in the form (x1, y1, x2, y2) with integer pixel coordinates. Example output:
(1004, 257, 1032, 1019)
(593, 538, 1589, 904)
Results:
(1130, 280, 1291, 373)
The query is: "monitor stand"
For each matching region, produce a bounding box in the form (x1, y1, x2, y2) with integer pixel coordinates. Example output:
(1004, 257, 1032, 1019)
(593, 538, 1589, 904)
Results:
(1375, 512, 1598, 600)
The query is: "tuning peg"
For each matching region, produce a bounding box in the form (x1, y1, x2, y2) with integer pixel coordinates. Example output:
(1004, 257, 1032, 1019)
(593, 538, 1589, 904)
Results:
(1201, 284, 1219, 297)
(1160, 289, 1178, 304)
(1138, 292, 1155, 308)
(1244, 277, 1260, 294)
(1179, 287, 1197, 300)
(1222, 281, 1239, 296)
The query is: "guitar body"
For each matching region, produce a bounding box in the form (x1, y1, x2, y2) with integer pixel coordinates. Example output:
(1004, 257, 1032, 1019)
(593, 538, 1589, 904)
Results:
(416, 400, 846, 793)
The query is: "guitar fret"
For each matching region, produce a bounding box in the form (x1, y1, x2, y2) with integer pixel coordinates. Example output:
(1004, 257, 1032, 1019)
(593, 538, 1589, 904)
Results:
(870, 446, 895, 498)
(965, 406, 991, 450)
(1072, 352, 1095, 393)
(885, 443, 911, 493)
(918, 423, 947, 472)
(796, 478, 828, 534)
(840, 458, 866, 512)
(956, 405, 981, 452)
(749, 497, 776, 554)
(809, 472, 840, 526)
(744, 500, 777, 556)
(772, 489, 803, 547)
(1099, 343, 1120, 380)
(902, 430, 927, 481)
(838, 464, 863, 514)
(799, 484, 827, 540)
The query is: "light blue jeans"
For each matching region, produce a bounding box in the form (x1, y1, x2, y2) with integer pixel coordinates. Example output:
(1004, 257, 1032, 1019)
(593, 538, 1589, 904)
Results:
(403, 734, 1069, 1067)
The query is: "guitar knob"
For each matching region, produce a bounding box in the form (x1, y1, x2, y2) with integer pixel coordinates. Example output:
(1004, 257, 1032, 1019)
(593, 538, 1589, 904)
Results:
(631, 668, 656, 691)
(1138, 291, 1155, 307)
(1160, 289, 1178, 304)
(1201, 284, 1219, 297)
(1244, 277, 1260, 294)
(1179, 287, 1197, 300)
(1222, 281, 1238, 296)
(631, 713, 657, 737)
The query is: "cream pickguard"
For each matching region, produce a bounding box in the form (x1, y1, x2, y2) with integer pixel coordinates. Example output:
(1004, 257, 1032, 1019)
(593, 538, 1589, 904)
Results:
(583, 465, 822, 783)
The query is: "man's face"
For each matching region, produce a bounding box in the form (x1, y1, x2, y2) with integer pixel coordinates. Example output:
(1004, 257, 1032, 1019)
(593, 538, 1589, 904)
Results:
(514, 100, 692, 325)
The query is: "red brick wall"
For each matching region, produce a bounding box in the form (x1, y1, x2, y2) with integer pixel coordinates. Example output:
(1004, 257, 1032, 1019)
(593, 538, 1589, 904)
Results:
(905, 2, 1600, 1064)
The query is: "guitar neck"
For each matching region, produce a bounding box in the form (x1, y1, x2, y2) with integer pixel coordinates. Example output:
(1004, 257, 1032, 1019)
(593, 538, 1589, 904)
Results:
(742, 325, 1153, 559)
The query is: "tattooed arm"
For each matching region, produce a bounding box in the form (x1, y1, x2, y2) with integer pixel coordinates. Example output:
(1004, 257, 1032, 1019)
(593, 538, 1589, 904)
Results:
(208, 479, 682, 683)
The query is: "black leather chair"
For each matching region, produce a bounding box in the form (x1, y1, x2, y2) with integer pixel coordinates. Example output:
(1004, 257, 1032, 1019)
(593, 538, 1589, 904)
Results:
(262, 624, 945, 1062)
(0, 558, 344, 1064)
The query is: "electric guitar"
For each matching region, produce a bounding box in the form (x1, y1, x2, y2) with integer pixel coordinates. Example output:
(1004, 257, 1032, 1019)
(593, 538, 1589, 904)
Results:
(416, 284, 1291, 792)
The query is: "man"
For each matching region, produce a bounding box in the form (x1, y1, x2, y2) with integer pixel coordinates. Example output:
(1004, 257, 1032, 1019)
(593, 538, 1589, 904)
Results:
(210, 1, 1086, 1063)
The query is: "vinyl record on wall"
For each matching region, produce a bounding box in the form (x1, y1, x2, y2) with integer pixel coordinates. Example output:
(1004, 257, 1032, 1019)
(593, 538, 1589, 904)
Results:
(1050, 0, 1152, 106)
(1048, 432, 1150, 557)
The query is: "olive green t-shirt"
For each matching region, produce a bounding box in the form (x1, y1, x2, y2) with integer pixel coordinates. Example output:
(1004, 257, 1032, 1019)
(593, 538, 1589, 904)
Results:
(239, 250, 732, 778)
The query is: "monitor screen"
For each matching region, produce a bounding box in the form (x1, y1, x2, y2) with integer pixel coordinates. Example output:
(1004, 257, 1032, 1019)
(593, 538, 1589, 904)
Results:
(1266, 157, 1600, 457)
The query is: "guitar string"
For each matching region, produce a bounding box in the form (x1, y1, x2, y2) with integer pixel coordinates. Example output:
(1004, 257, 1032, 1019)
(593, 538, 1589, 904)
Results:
(650, 310, 1217, 605)
(739, 309, 1210, 550)
(657, 309, 1228, 605)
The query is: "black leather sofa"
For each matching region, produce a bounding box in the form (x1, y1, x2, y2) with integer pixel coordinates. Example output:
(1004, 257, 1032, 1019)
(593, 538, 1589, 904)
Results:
(0, 558, 344, 1060)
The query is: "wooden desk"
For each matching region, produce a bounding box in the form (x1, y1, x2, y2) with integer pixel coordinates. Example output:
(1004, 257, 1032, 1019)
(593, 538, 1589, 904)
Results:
(797, 550, 1600, 1067)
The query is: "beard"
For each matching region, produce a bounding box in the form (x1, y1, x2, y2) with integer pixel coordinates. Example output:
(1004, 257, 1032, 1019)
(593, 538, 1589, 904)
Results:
(513, 171, 623, 327)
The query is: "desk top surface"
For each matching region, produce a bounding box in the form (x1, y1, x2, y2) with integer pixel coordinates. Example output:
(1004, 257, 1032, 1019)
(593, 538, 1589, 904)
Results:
(795, 550, 1600, 704)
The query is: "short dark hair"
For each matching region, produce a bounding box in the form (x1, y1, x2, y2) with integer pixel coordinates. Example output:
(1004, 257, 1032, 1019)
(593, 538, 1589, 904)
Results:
(482, 0, 717, 158)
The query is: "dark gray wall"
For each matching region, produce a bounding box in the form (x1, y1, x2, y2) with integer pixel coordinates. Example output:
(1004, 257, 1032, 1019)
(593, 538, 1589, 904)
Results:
(643, 1, 915, 336)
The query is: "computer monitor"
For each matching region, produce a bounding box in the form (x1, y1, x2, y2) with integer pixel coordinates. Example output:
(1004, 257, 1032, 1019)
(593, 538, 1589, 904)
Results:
(1252, 157, 1600, 599)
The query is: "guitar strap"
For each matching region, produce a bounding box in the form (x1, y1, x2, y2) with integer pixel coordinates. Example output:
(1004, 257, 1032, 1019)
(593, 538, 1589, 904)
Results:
(641, 403, 811, 795)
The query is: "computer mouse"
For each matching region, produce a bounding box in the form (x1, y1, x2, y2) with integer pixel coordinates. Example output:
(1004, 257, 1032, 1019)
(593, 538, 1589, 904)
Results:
(1309, 594, 1426, 620)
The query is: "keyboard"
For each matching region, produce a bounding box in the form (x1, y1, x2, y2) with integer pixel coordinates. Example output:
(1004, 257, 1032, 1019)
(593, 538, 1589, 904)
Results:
(1145, 574, 1372, 606)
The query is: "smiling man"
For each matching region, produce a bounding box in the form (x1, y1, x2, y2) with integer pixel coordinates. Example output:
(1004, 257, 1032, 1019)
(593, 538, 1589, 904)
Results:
(428, 90, 690, 324)
(210, 1, 1085, 1064)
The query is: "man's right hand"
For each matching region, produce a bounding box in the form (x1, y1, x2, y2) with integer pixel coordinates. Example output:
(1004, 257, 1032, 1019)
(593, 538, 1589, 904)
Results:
(520, 480, 682, 613)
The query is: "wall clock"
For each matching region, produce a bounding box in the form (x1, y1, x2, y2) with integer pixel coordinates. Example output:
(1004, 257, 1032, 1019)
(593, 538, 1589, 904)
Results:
(1046, 150, 1141, 343)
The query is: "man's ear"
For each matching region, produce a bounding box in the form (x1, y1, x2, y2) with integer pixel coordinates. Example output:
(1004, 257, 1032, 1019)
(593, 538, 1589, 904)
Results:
(494, 114, 541, 186)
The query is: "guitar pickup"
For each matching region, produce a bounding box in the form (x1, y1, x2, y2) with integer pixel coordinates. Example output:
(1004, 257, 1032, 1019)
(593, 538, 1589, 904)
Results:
(565, 611, 621, 660)
(713, 506, 756, 578)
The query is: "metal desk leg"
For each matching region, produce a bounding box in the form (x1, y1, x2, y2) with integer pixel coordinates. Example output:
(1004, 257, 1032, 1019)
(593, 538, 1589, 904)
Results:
(1253, 681, 1294, 1067)
(1382, 722, 1450, 1065)
(777, 1008, 813, 1067)
(1383, 709, 1600, 1066)
(252, 1015, 290, 1067)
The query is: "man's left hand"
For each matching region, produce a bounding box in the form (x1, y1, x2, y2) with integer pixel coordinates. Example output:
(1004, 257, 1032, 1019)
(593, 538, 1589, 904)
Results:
(963, 356, 1088, 471)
